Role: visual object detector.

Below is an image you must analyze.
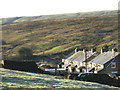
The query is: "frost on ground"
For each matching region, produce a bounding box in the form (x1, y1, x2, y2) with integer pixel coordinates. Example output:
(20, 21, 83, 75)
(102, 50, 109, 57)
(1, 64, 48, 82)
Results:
(1, 68, 118, 88)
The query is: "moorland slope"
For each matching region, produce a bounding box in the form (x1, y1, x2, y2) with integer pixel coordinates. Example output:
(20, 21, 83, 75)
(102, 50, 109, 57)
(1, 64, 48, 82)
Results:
(2, 11, 119, 63)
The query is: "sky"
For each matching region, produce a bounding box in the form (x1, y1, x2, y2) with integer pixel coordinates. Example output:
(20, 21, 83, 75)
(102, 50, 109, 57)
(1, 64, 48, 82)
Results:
(0, 0, 119, 18)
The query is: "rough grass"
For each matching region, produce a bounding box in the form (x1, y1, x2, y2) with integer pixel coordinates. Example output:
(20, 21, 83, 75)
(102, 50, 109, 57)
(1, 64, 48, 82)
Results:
(1, 68, 118, 88)
(2, 12, 119, 61)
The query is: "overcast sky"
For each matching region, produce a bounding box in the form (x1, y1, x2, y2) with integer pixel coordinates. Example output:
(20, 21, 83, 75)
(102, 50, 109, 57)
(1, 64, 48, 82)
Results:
(0, 0, 119, 18)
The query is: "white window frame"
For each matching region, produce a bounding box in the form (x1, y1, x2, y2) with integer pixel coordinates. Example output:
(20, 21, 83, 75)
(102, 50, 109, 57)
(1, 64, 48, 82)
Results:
(111, 62, 116, 68)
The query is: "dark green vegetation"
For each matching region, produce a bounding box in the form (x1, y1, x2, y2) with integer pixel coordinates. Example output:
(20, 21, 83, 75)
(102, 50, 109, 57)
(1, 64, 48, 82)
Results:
(18, 47, 33, 59)
(2, 11, 119, 64)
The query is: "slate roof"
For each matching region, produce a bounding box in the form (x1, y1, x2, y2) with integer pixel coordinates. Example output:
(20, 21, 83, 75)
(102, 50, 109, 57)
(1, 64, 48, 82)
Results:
(65, 51, 83, 62)
(88, 51, 120, 65)
(65, 51, 94, 62)
(73, 51, 94, 62)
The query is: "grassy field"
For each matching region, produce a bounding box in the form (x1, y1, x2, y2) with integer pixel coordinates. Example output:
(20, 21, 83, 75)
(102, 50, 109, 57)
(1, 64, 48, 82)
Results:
(1, 68, 118, 88)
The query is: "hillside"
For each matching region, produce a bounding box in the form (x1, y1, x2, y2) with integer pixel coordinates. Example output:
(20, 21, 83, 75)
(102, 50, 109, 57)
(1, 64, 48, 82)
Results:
(1, 68, 117, 88)
(2, 11, 119, 64)
(1, 10, 118, 24)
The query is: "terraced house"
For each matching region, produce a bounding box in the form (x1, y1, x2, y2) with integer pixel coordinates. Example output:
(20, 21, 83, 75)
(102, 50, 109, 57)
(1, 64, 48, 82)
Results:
(61, 48, 96, 72)
(60, 48, 120, 75)
(93, 49, 120, 75)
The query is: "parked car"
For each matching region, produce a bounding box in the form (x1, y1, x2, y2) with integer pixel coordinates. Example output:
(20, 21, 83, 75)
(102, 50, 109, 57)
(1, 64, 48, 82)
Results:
(78, 72, 93, 78)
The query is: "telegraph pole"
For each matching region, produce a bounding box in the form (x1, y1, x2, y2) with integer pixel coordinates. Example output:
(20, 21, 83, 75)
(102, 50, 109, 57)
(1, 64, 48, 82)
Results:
(42, 51, 45, 72)
(43, 51, 44, 63)
(84, 49, 87, 72)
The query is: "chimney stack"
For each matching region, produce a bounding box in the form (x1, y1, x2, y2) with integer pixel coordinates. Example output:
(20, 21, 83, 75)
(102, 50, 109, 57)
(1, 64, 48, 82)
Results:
(112, 49, 115, 53)
(101, 48, 103, 54)
(91, 49, 93, 54)
(62, 59, 65, 62)
(83, 49, 87, 60)
(75, 48, 77, 53)
(112, 49, 115, 57)
(83, 49, 86, 54)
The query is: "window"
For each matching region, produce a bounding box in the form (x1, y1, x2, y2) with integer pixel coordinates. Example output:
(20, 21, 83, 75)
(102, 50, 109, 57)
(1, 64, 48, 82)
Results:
(111, 62, 116, 68)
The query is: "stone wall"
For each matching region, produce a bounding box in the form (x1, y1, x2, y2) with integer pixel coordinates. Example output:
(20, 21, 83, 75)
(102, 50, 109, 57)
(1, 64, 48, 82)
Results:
(2, 60, 38, 72)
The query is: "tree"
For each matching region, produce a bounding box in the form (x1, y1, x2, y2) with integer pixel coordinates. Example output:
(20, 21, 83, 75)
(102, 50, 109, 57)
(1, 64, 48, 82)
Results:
(18, 47, 33, 59)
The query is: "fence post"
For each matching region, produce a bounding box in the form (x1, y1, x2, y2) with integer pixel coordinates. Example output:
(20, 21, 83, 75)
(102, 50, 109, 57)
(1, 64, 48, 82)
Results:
(55, 67, 57, 75)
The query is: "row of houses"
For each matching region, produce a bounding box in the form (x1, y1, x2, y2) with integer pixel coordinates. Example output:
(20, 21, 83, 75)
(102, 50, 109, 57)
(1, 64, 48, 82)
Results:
(58, 48, 120, 75)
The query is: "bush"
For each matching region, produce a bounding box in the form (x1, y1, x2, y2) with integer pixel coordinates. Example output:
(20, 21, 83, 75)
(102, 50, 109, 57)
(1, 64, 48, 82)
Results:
(18, 47, 33, 59)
